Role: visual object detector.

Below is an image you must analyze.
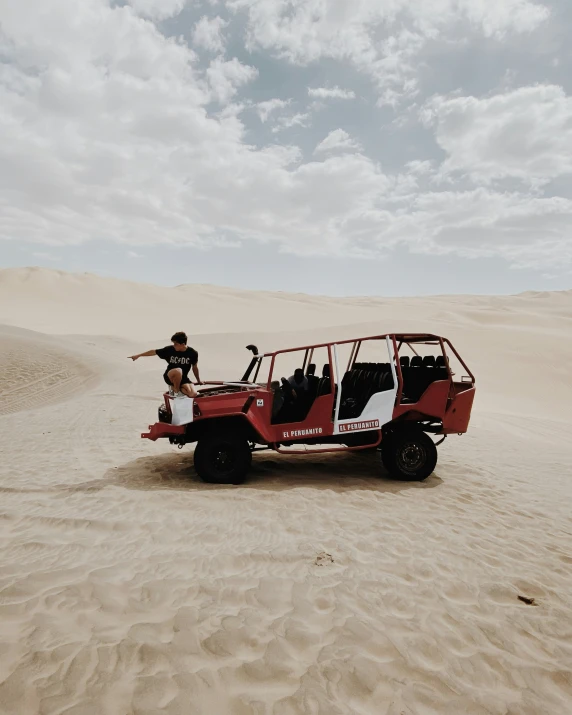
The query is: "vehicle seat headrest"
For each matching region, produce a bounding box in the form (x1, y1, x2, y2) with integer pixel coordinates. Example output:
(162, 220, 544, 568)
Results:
(423, 355, 436, 367)
(436, 355, 447, 367)
(306, 363, 316, 376)
(322, 363, 330, 378)
(410, 356, 423, 368)
(399, 356, 410, 368)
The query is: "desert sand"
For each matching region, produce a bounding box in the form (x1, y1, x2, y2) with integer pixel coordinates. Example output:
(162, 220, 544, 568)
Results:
(0, 266, 571, 715)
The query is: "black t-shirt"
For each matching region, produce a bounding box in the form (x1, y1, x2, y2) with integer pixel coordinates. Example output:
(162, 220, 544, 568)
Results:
(156, 345, 198, 378)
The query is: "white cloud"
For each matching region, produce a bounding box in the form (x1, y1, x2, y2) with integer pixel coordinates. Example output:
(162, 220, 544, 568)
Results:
(314, 129, 362, 154)
(127, 0, 187, 20)
(422, 85, 572, 183)
(404, 189, 572, 268)
(229, 0, 549, 102)
(461, 0, 549, 37)
(256, 98, 291, 122)
(271, 112, 310, 133)
(307, 86, 356, 100)
(192, 15, 228, 53)
(0, 0, 570, 274)
(206, 56, 258, 104)
(404, 160, 435, 176)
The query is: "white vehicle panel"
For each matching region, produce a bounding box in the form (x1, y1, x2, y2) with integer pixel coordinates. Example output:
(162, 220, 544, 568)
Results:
(170, 397, 195, 426)
(332, 336, 398, 436)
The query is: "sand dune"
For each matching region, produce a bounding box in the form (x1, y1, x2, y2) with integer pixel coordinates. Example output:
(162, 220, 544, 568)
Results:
(1, 266, 571, 338)
(0, 268, 571, 715)
(0, 325, 101, 416)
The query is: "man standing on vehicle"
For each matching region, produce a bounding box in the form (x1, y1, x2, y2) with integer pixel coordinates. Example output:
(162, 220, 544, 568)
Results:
(128, 331, 202, 398)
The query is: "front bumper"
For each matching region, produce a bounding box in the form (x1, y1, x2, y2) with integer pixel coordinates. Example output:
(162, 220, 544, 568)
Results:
(141, 423, 185, 441)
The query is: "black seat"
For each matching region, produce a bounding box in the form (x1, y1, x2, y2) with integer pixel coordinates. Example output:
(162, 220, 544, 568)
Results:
(316, 363, 331, 396)
(363, 370, 385, 402)
(338, 357, 395, 419)
(384, 368, 395, 390)
(422, 355, 437, 392)
(435, 355, 448, 380)
(305, 363, 320, 398)
(404, 356, 424, 401)
(398, 356, 410, 394)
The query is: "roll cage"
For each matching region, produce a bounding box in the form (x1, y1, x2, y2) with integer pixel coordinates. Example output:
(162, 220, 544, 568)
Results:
(242, 333, 474, 393)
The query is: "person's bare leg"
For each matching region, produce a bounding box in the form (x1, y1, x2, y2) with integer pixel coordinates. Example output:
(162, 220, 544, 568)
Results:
(167, 368, 183, 394)
(181, 383, 198, 398)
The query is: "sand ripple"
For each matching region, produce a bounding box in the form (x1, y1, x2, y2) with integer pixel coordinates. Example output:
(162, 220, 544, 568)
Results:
(1, 286, 572, 714)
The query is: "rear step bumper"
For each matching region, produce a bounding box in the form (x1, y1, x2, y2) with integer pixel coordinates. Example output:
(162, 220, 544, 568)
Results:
(141, 423, 185, 441)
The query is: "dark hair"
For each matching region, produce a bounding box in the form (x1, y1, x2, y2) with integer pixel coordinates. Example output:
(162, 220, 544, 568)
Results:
(171, 332, 187, 345)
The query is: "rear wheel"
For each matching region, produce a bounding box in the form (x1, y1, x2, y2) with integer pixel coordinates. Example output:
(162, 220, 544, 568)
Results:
(194, 433, 252, 485)
(381, 429, 437, 481)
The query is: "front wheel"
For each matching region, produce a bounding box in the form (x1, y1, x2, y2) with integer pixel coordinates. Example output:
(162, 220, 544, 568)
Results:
(194, 433, 252, 485)
(381, 429, 437, 481)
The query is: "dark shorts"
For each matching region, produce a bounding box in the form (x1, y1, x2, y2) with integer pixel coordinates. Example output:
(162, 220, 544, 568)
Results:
(163, 371, 191, 387)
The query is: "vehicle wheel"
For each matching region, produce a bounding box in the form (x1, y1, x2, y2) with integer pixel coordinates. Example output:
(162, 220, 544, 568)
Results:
(381, 429, 437, 481)
(194, 432, 252, 485)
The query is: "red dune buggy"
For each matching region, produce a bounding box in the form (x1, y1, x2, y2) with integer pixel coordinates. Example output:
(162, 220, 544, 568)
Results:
(142, 333, 475, 484)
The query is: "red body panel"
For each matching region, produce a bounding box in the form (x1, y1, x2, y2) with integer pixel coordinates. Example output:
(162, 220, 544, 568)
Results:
(393, 380, 450, 421)
(267, 394, 335, 443)
(246, 390, 273, 438)
(197, 390, 251, 418)
(442, 386, 475, 434)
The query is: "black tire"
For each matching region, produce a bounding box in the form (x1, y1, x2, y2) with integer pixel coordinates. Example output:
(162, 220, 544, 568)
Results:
(381, 429, 437, 481)
(194, 432, 252, 485)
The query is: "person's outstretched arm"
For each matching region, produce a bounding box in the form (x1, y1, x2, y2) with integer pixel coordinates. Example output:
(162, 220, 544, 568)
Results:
(192, 362, 203, 384)
(128, 350, 157, 361)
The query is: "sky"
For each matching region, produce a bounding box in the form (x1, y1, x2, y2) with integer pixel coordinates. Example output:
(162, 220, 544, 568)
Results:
(1, 0, 571, 296)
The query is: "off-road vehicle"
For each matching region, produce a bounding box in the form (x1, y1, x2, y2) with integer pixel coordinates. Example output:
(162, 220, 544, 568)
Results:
(142, 333, 475, 484)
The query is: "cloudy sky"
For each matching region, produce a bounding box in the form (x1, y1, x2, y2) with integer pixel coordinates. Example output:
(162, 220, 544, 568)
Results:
(1, 0, 571, 295)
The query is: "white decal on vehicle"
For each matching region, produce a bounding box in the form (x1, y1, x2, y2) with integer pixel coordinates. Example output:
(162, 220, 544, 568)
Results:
(282, 427, 323, 439)
(257, 399, 264, 407)
(339, 419, 380, 432)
